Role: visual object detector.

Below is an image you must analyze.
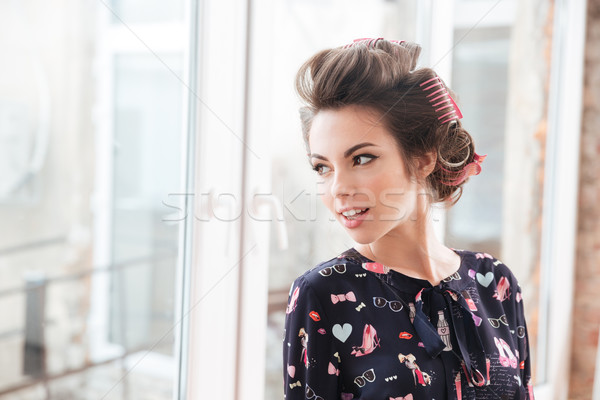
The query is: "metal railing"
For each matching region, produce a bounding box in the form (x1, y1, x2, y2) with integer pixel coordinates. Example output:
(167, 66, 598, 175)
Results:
(0, 250, 177, 397)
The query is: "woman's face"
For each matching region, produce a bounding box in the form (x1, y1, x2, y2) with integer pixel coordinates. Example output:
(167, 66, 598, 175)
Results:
(308, 105, 425, 245)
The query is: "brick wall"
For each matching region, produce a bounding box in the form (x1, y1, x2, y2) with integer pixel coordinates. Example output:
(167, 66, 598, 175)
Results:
(569, 0, 600, 398)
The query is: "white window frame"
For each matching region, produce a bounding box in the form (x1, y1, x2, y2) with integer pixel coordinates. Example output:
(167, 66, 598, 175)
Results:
(534, 0, 586, 398)
(183, 0, 254, 399)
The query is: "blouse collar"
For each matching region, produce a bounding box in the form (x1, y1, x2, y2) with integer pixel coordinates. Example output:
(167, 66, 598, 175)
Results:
(342, 247, 473, 293)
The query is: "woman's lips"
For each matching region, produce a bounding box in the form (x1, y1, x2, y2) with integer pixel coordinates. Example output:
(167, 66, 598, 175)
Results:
(340, 208, 370, 229)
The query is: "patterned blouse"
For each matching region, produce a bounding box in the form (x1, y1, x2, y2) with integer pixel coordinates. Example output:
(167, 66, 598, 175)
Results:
(283, 248, 534, 400)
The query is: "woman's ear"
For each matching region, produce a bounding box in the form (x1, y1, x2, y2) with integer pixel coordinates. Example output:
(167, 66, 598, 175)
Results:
(416, 151, 437, 179)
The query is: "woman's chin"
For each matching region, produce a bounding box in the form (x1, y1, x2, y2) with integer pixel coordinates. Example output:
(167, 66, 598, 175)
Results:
(345, 230, 378, 246)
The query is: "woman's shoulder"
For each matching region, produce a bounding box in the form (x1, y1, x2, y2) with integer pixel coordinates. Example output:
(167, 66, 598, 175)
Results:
(290, 248, 367, 294)
(456, 248, 522, 287)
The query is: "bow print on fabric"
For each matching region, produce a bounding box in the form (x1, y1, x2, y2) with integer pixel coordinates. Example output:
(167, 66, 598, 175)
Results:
(328, 361, 340, 375)
(331, 291, 357, 304)
(288, 380, 301, 389)
(351, 324, 380, 357)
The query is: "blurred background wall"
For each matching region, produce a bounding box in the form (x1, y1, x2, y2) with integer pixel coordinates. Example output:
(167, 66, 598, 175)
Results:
(570, 0, 600, 398)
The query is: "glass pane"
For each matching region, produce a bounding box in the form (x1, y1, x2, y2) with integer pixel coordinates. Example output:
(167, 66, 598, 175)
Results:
(110, 53, 183, 351)
(0, 3, 188, 399)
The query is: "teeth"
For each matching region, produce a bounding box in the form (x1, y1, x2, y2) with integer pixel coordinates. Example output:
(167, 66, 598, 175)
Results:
(342, 209, 366, 217)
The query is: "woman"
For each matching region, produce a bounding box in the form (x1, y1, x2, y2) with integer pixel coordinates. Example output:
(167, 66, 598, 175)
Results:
(282, 38, 534, 399)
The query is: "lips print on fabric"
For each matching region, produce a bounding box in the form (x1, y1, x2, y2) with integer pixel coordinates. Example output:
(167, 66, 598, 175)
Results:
(309, 311, 321, 321)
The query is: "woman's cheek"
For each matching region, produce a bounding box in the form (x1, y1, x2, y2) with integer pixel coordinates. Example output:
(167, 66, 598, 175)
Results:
(317, 180, 334, 210)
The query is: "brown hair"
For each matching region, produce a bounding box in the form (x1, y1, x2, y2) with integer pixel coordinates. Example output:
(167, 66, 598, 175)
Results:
(295, 39, 478, 206)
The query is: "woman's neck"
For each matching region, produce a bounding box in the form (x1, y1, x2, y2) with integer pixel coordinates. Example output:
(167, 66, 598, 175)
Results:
(355, 207, 460, 286)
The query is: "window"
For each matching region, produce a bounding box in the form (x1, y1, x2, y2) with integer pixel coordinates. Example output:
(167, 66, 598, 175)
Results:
(0, 1, 584, 399)
(0, 2, 188, 398)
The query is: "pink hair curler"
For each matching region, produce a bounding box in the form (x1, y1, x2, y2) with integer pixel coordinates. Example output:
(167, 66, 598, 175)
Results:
(420, 75, 463, 124)
(438, 153, 487, 186)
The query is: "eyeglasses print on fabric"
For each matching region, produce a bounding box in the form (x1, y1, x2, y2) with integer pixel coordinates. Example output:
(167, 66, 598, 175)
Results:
(516, 325, 526, 338)
(373, 296, 403, 312)
(319, 263, 347, 277)
(354, 368, 376, 387)
(441, 271, 461, 282)
(305, 385, 324, 400)
(488, 314, 508, 328)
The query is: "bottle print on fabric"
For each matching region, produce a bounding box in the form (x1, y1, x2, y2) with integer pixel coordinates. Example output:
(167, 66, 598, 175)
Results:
(436, 310, 452, 351)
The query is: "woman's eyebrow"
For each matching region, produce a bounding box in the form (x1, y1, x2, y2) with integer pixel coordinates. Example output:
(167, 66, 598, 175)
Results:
(309, 142, 378, 161)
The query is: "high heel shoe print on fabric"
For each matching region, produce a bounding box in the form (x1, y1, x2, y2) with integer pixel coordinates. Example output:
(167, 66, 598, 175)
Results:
(494, 337, 518, 369)
(351, 324, 380, 357)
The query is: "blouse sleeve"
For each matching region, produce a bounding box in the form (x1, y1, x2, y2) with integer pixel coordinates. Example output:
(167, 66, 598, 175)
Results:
(283, 275, 340, 400)
(515, 283, 535, 399)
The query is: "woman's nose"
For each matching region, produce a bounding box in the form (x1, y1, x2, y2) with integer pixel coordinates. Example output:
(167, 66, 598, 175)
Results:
(330, 170, 353, 198)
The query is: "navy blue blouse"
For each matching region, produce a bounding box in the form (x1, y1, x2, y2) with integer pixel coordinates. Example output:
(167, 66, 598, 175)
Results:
(283, 248, 534, 400)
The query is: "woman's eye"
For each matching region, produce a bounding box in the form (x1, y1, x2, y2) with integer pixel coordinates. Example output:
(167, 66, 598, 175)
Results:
(353, 154, 377, 166)
(312, 164, 331, 175)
